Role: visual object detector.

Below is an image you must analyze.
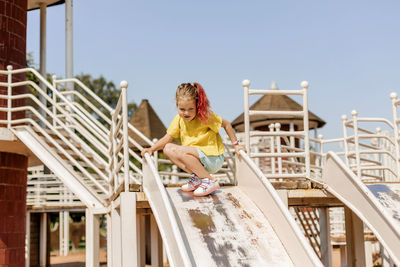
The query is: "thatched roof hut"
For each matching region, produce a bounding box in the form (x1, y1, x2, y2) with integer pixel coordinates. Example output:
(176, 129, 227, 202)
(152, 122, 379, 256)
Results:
(231, 82, 326, 132)
(129, 99, 166, 147)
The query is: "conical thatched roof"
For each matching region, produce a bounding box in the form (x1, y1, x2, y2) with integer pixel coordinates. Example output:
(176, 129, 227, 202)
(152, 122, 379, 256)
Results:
(232, 83, 326, 132)
(129, 99, 166, 147)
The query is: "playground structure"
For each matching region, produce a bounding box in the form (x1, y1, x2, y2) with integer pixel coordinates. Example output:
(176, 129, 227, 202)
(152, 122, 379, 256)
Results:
(1, 66, 400, 266)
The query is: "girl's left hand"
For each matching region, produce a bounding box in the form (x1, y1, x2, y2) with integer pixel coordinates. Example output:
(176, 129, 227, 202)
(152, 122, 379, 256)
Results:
(234, 145, 246, 155)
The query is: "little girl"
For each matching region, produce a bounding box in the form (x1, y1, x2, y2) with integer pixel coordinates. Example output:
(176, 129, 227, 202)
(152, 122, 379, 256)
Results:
(141, 82, 245, 196)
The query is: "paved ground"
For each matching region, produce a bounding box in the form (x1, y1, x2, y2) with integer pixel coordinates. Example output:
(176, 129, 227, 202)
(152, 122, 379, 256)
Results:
(50, 250, 107, 267)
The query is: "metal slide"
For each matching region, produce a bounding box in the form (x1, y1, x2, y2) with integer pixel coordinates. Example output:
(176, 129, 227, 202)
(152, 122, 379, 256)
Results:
(322, 152, 400, 265)
(13, 126, 105, 210)
(143, 152, 323, 267)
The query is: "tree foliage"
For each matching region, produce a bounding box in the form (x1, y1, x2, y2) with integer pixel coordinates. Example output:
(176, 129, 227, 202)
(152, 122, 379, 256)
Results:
(74, 73, 137, 119)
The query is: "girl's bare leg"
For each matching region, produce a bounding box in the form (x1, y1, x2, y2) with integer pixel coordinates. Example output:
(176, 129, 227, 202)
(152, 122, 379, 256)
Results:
(163, 143, 215, 180)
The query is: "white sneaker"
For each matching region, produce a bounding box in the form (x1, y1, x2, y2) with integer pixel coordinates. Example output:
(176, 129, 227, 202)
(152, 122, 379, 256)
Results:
(181, 175, 201, 192)
(193, 178, 220, 196)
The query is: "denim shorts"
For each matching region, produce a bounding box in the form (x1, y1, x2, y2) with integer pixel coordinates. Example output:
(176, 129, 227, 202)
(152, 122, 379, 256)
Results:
(196, 148, 224, 174)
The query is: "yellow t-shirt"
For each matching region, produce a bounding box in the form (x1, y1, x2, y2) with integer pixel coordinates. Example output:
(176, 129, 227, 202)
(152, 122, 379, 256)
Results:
(167, 112, 225, 156)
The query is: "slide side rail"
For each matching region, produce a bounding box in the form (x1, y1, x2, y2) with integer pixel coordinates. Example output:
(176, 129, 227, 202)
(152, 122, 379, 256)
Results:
(236, 150, 323, 267)
(142, 153, 194, 267)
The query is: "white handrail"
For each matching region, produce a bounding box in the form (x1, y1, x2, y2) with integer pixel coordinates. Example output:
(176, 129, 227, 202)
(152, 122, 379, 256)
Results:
(242, 79, 311, 180)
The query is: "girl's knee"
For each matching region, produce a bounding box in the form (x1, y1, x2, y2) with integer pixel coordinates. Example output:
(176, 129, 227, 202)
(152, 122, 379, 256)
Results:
(163, 143, 176, 157)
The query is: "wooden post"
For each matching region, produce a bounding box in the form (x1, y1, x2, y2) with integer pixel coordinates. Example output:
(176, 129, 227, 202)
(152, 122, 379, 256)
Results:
(340, 245, 347, 267)
(39, 213, 47, 267)
(111, 203, 122, 266)
(120, 192, 137, 266)
(85, 208, 100, 267)
(150, 214, 163, 267)
(318, 207, 333, 267)
(106, 213, 113, 267)
(137, 214, 146, 267)
(344, 207, 366, 267)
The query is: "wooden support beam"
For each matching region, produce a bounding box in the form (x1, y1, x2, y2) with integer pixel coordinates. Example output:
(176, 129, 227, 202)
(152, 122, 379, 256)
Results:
(120, 192, 137, 266)
(39, 213, 47, 267)
(106, 213, 113, 267)
(86, 208, 100, 267)
(344, 207, 366, 267)
(318, 207, 333, 267)
(150, 214, 163, 267)
(111, 203, 122, 266)
(137, 214, 146, 267)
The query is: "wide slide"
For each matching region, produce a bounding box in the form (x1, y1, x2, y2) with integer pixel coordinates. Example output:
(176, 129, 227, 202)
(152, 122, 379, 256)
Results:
(143, 152, 322, 267)
(322, 152, 400, 265)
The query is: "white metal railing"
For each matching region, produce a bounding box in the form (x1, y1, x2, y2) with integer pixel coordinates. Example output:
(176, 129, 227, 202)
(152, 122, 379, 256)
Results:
(0, 67, 111, 197)
(53, 77, 151, 183)
(27, 166, 82, 207)
(341, 110, 398, 182)
(390, 92, 400, 179)
(0, 66, 149, 204)
(109, 81, 130, 193)
(242, 79, 311, 181)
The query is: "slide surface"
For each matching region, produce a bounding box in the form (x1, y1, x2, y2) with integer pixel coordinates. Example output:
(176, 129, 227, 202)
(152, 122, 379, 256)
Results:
(366, 183, 400, 229)
(167, 186, 294, 267)
(143, 153, 322, 267)
(322, 152, 400, 265)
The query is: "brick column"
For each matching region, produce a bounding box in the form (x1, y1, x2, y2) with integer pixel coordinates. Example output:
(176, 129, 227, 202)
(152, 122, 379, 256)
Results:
(0, 152, 28, 266)
(0, 0, 27, 121)
(0, 1, 28, 267)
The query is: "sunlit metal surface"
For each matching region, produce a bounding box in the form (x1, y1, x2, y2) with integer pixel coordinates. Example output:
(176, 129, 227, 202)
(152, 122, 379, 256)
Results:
(167, 186, 294, 267)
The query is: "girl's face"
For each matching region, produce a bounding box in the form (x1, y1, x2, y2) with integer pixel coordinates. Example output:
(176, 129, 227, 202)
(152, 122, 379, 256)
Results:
(177, 98, 197, 121)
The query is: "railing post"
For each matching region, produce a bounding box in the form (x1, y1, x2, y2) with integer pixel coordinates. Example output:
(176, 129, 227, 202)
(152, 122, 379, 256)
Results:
(390, 92, 400, 179)
(171, 165, 178, 184)
(153, 138, 159, 170)
(341, 115, 350, 166)
(7, 65, 12, 129)
(269, 123, 276, 175)
(52, 75, 57, 127)
(242, 79, 251, 154)
(318, 134, 324, 167)
(110, 110, 116, 194)
(120, 81, 129, 192)
(275, 122, 282, 175)
(301, 81, 311, 179)
(351, 110, 362, 178)
(374, 127, 383, 179)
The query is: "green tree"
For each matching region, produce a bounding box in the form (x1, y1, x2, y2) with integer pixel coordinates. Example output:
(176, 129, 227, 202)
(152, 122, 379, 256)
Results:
(74, 73, 137, 119)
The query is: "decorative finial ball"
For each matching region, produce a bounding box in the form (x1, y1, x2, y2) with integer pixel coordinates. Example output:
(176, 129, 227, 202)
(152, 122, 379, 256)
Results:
(268, 123, 274, 129)
(120, 80, 128, 88)
(351, 110, 358, 116)
(300, 81, 309, 89)
(341, 115, 348, 120)
(390, 92, 398, 99)
(52, 75, 57, 80)
(6, 65, 13, 71)
(376, 127, 381, 132)
(274, 122, 281, 128)
(318, 134, 323, 139)
(242, 79, 250, 87)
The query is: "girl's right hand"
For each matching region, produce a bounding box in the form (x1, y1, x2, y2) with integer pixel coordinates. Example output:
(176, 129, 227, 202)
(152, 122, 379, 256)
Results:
(141, 148, 153, 157)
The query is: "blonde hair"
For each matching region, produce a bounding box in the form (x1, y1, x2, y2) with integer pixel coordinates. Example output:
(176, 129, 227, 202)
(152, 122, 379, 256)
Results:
(175, 82, 210, 123)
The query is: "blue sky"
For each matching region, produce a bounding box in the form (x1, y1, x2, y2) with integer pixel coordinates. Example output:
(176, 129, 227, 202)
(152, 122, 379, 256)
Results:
(27, 1, 400, 140)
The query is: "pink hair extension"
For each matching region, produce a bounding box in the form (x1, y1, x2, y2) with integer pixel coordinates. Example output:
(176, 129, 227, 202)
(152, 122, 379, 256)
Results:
(193, 82, 210, 123)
